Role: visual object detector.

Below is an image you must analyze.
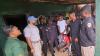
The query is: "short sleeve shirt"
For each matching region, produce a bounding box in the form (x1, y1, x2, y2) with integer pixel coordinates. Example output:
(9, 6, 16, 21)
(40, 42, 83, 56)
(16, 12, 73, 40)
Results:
(24, 25, 41, 41)
(57, 20, 67, 34)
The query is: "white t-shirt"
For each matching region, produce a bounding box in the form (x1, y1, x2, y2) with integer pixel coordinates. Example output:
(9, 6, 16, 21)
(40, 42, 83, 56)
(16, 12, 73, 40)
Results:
(24, 25, 40, 41)
(57, 20, 67, 34)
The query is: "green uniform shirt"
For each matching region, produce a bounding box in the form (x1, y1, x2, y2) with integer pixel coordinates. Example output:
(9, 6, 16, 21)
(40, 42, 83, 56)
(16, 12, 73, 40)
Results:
(4, 37, 28, 56)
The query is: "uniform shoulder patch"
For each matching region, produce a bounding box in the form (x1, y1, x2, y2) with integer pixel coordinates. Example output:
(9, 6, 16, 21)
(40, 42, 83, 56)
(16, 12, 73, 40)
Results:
(87, 23, 92, 28)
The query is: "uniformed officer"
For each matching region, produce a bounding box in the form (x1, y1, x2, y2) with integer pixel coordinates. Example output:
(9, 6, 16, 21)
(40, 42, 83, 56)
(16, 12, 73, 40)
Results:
(68, 11, 81, 56)
(4, 25, 28, 56)
(46, 19, 59, 56)
(80, 5, 96, 56)
(37, 15, 48, 56)
(24, 16, 42, 56)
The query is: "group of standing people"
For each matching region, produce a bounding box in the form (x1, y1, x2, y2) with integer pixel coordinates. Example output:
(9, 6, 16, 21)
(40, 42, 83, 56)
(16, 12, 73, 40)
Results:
(3, 4, 95, 56)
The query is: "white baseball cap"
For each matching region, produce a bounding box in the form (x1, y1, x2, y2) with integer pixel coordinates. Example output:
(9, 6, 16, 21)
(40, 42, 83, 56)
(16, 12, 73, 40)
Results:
(28, 16, 37, 21)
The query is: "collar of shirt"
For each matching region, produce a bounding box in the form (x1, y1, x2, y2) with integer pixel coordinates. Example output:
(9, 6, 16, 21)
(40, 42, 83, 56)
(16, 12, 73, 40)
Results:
(28, 24, 36, 28)
(8, 36, 18, 39)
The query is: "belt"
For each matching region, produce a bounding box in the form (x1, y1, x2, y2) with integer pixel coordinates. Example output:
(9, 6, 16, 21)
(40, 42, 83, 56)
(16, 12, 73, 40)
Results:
(32, 40, 41, 43)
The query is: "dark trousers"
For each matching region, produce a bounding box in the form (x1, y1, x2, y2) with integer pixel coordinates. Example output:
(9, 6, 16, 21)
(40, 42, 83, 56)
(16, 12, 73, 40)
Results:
(42, 40, 57, 56)
(48, 42, 55, 56)
(48, 38, 59, 56)
(42, 42, 48, 56)
(72, 40, 81, 56)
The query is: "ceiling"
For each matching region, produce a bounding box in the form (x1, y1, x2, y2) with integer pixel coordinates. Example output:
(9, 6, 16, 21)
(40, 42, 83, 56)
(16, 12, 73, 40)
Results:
(0, 0, 95, 15)
(28, 0, 95, 4)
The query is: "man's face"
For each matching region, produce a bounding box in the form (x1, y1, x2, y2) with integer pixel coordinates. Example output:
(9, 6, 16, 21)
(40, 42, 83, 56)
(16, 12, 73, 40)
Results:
(10, 26, 21, 37)
(40, 18, 45, 23)
(40, 19, 44, 22)
(48, 20, 52, 25)
(81, 11, 88, 17)
(69, 13, 76, 20)
(82, 11, 85, 17)
(59, 16, 63, 21)
(30, 20, 37, 24)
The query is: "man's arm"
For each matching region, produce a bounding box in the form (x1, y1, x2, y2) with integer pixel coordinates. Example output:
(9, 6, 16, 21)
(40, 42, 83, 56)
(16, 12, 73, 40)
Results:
(25, 37, 34, 53)
(57, 26, 62, 34)
(63, 25, 67, 34)
(85, 22, 96, 44)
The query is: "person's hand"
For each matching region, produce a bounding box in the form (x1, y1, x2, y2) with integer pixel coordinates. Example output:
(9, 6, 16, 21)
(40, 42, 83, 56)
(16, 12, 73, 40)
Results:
(40, 40, 43, 45)
(61, 32, 64, 35)
(31, 48, 34, 54)
(70, 37, 72, 42)
(49, 40, 51, 44)
(74, 38, 78, 43)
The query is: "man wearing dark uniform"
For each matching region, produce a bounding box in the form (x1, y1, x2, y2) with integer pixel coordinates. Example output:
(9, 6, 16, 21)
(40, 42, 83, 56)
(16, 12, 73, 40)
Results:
(46, 19, 59, 56)
(80, 5, 96, 56)
(68, 11, 81, 56)
(37, 16, 48, 56)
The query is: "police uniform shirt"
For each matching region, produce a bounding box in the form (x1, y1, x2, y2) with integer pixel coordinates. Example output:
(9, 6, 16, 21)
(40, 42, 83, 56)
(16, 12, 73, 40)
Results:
(80, 17, 96, 47)
(46, 24, 58, 42)
(70, 19, 81, 38)
(37, 24, 48, 43)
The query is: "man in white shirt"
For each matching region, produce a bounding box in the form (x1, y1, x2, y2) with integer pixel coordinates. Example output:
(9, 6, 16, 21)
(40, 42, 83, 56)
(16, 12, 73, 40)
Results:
(24, 16, 42, 56)
(57, 15, 68, 47)
(57, 15, 71, 55)
(57, 15, 67, 35)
